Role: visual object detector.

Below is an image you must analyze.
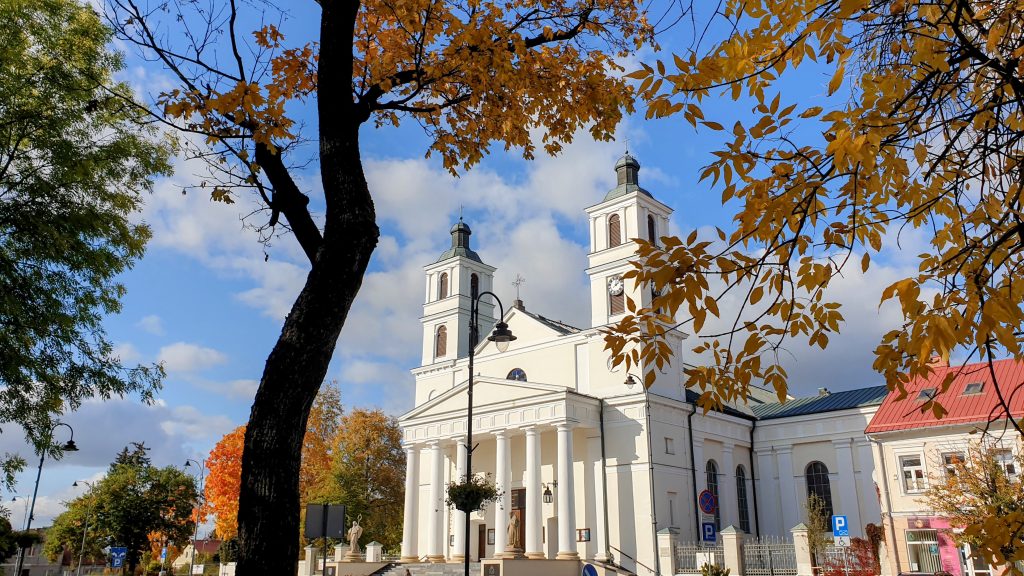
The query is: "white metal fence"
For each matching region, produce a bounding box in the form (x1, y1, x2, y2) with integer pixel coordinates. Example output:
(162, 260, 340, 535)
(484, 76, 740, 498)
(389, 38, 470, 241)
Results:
(675, 543, 725, 574)
(743, 536, 798, 576)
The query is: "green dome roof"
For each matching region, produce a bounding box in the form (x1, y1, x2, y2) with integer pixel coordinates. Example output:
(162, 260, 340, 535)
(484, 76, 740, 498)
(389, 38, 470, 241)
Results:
(437, 217, 483, 263)
(604, 153, 653, 201)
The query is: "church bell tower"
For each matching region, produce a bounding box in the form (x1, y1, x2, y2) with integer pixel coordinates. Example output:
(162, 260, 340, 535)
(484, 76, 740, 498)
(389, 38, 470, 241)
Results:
(584, 153, 674, 328)
(421, 218, 497, 366)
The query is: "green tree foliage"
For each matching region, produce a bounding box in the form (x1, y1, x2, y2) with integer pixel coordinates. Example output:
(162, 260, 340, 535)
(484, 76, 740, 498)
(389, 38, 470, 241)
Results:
(308, 409, 404, 550)
(44, 444, 199, 574)
(0, 514, 21, 563)
(0, 0, 170, 481)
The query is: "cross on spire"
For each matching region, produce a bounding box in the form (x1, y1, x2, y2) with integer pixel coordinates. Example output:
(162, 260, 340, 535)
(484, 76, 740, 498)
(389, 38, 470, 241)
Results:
(512, 274, 526, 299)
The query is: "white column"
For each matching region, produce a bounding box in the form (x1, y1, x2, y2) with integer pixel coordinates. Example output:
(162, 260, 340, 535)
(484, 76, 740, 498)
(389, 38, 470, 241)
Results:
(833, 439, 863, 536)
(556, 424, 578, 560)
(721, 445, 737, 529)
(494, 431, 510, 557)
(452, 439, 468, 562)
(525, 427, 544, 559)
(776, 446, 798, 532)
(400, 445, 419, 562)
(755, 448, 779, 536)
(427, 442, 445, 562)
(589, 436, 610, 562)
(856, 441, 879, 525)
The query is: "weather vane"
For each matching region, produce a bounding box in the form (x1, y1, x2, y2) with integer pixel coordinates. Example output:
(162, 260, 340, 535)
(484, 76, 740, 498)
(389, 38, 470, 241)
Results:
(512, 274, 526, 300)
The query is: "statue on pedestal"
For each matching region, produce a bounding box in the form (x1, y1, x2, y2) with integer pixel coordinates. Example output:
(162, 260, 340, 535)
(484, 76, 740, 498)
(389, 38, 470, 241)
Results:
(347, 517, 364, 553)
(504, 512, 525, 559)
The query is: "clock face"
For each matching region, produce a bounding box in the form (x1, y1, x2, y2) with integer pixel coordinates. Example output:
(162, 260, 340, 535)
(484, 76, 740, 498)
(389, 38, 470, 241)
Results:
(608, 275, 624, 296)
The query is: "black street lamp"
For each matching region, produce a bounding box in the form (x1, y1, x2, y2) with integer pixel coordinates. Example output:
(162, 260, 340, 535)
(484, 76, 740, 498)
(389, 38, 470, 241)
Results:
(464, 290, 515, 576)
(72, 480, 95, 576)
(16, 422, 78, 576)
(184, 458, 207, 576)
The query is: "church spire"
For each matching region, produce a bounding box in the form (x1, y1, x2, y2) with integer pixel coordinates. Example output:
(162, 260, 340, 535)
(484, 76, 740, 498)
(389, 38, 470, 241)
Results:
(604, 152, 653, 201)
(436, 216, 482, 263)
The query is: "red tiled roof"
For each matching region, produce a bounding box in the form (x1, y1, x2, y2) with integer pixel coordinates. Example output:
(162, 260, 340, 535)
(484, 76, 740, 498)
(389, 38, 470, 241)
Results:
(864, 358, 1024, 434)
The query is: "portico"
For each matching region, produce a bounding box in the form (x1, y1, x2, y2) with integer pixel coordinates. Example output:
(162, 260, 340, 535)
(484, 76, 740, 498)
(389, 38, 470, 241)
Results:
(399, 378, 601, 563)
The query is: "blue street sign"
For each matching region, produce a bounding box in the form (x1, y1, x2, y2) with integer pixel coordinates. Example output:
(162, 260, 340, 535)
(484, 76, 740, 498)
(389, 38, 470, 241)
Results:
(832, 515, 849, 537)
(582, 564, 599, 576)
(698, 490, 717, 514)
(702, 522, 716, 542)
(160, 547, 167, 561)
(111, 547, 127, 568)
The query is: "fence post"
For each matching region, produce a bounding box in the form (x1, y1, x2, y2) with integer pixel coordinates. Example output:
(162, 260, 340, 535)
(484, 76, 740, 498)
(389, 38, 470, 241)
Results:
(303, 545, 319, 576)
(790, 524, 813, 576)
(333, 544, 345, 563)
(721, 526, 744, 576)
(658, 528, 679, 575)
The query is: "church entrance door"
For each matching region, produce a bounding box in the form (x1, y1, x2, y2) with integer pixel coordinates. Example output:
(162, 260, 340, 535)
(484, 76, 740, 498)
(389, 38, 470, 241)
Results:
(478, 524, 486, 560)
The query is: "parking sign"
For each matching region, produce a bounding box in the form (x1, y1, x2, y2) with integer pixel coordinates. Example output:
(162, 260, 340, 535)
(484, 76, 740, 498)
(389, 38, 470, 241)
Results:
(702, 522, 716, 543)
(831, 515, 848, 537)
(111, 547, 127, 568)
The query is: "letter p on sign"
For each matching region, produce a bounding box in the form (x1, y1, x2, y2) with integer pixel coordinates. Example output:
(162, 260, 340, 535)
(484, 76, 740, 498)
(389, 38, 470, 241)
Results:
(831, 515, 849, 537)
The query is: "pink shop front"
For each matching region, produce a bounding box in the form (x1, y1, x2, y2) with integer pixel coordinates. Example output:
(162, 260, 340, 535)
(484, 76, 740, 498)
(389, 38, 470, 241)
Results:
(903, 517, 994, 576)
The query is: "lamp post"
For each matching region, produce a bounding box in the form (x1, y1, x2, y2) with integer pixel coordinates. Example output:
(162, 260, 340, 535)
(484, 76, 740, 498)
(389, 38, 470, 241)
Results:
(16, 422, 78, 576)
(625, 373, 662, 576)
(184, 458, 206, 576)
(464, 290, 515, 576)
(9, 496, 29, 530)
(72, 480, 95, 576)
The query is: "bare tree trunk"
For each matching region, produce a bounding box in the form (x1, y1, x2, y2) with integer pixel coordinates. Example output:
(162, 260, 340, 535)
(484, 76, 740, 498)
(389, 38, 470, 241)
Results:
(235, 1, 376, 573)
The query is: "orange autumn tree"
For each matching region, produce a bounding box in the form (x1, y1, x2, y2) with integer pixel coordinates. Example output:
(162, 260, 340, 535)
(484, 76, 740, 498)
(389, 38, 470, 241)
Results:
(203, 385, 345, 540)
(308, 409, 404, 550)
(300, 382, 343, 506)
(203, 425, 245, 540)
(105, 0, 655, 569)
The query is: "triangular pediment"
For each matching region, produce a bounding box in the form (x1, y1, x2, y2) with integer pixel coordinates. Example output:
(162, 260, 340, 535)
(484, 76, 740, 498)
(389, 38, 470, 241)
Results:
(400, 376, 570, 423)
(474, 307, 582, 356)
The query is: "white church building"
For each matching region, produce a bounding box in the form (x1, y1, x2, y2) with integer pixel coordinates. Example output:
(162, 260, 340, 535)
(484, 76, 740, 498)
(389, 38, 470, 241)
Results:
(397, 154, 888, 574)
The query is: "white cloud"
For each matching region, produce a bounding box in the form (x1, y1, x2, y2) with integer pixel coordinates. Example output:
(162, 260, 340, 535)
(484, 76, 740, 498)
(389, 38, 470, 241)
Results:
(191, 378, 260, 400)
(136, 314, 164, 335)
(111, 342, 142, 365)
(157, 342, 228, 373)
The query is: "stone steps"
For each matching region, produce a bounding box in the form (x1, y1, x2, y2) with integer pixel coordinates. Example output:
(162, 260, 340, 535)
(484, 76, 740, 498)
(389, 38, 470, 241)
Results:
(378, 562, 481, 576)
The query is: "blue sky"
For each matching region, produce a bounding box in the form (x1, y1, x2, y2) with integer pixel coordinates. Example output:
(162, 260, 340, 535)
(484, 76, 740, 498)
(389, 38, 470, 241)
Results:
(1, 3, 924, 528)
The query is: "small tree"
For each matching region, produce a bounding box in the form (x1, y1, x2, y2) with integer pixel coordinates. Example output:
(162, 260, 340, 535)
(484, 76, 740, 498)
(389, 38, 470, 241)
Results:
(923, 440, 1024, 570)
(45, 444, 200, 574)
(806, 494, 832, 566)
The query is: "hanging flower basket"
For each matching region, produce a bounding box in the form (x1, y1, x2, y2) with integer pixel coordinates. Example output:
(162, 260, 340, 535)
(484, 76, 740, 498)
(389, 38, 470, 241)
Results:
(445, 475, 500, 513)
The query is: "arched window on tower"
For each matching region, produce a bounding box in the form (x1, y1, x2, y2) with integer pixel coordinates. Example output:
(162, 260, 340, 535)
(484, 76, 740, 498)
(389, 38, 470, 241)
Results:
(736, 465, 751, 533)
(471, 273, 479, 299)
(805, 461, 834, 519)
(506, 368, 527, 381)
(648, 214, 657, 246)
(438, 272, 449, 299)
(706, 460, 721, 530)
(435, 325, 447, 358)
(608, 214, 621, 248)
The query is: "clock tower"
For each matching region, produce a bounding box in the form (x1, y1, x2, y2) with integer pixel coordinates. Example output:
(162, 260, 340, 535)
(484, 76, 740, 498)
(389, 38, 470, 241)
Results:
(585, 153, 673, 328)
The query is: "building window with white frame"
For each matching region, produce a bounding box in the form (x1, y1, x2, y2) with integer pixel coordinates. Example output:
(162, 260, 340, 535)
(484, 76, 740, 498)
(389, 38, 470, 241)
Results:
(900, 455, 927, 492)
(942, 451, 965, 477)
(995, 448, 1018, 480)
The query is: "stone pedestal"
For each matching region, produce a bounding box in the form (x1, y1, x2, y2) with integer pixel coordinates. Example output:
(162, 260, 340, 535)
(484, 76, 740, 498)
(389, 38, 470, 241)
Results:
(343, 549, 365, 563)
(501, 546, 526, 560)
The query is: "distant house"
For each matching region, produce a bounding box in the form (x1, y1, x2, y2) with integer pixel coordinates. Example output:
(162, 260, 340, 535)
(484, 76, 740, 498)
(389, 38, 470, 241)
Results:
(172, 539, 223, 571)
(866, 357, 1024, 576)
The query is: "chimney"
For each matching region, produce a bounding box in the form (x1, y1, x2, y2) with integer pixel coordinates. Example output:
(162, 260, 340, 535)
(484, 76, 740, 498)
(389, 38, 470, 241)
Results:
(928, 354, 950, 368)
(513, 298, 525, 311)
